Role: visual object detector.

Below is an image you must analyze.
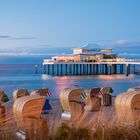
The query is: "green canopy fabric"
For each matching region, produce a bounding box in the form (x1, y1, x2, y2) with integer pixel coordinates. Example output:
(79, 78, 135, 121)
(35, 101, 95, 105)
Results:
(0, 91, 9, 103)
(2, 94, 9, 102)
(110, 88, 114, 93)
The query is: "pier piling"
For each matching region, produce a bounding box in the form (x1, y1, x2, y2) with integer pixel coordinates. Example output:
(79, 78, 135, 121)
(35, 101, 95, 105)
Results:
(42, 59, 140, 76)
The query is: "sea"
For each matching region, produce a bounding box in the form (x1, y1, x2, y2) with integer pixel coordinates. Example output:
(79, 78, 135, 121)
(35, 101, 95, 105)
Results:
(0, 46, 140, 100)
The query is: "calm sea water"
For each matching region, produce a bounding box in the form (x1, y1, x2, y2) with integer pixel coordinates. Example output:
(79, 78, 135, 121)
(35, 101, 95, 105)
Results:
(0, 47, 140, 100)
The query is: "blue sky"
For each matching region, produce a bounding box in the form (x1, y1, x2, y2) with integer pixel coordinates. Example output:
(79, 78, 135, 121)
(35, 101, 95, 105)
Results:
(0, 0, 140, 51)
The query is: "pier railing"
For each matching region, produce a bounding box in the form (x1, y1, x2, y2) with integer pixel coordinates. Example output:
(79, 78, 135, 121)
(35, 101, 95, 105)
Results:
(43, 58, 140, 64)
(125, 59, 140, 62)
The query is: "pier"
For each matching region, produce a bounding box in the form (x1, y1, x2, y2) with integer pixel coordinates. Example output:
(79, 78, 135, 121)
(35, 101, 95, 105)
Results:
(43, 59, 140, 76)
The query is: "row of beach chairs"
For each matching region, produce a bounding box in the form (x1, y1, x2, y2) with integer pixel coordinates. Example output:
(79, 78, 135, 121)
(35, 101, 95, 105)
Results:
(60, 87, 113, 121)
(0, 88, 52, 139)
(60, 86, 140, 125)
(0, 86, 140, 139)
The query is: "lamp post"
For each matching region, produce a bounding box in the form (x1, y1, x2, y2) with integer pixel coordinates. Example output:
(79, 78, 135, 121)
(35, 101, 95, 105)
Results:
(35, 65, 38, 74)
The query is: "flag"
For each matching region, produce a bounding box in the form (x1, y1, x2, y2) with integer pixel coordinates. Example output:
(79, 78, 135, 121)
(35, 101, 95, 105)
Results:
(47, 90, 52, 96)
(99, 88, 104, 96)
(80, 90, 87, 101)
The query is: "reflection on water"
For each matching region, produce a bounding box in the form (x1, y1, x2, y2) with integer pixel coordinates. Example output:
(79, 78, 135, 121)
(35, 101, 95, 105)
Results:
(97, 74, 135, 79)
(0, 64, 140, 100)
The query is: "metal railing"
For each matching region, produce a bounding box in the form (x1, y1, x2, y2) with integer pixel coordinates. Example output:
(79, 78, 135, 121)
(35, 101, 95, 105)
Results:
(43, 58, 140, 63)
(125, 59, 140, 62)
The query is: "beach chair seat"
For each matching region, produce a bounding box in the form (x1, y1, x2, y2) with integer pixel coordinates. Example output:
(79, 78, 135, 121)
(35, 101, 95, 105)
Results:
(60, 88, 85, 121)
(13, 89, 29, 102)
(13, 96, 46, 139)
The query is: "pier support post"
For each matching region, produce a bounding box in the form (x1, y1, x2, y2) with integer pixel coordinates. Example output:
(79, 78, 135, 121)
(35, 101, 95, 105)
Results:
(67, 64, 69, 75)
(134, 65, 136, 74)
(66, 64, 68, 75)
(35, 65, 38, 74)
(91, 64, 93, 75)
(47, 64, 50, 74)
(102, 64, 104, 74)
(80, 64, 82, 75)
(73, 64, 75, 75)
(110, 64, 113, 74)
(69, 64, 72, 75)
(111, 64, 116, 74)
(86, 64, 88, 75)
(52, 64, 54, 75)
(114, 64, 117, 74)
(120, 64, 123, 74)
(83, 64, 86, 75)
(60, 64, 62, 75)
(75, 64, 78, 75)
(89, 64, 92, 75)
(76, 64, 78, 75)
(57, 64, 59, 76)
(126, 64, 130, 76)
(81, 64, 83, 75)
(95, 64, 98, 75)
(105, 64, 108, 75)
(43, 65, 46, 74)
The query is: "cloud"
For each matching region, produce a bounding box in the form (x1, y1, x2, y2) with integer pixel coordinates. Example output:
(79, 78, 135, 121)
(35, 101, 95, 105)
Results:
(0, 35, 36, 40)
(0, 52, 64, 56)
(95, 40, 140, 48)
(11, 37, 36, 40)
(0, 35, 10, 39)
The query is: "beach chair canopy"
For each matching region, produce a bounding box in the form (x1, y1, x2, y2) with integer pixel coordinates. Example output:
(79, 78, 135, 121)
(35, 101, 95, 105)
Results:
(13, 96, 45, 130)
(60, 87, 83, 112)
(101, 87, 113, 94)
(84, 88, 101, 111)
(0, 90, 9, 103)
(13, 89, 29, 102)
(115, 91, 140, 124)
(30, 88, 51, 96)
(84, 88, 101, 105)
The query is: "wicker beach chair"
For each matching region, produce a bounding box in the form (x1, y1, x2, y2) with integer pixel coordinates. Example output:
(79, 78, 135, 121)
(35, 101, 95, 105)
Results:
(0, 90, 9, 116)
(0, 90, 9, 103)
(13, 96, 46, 139)
(30, 89, 52, 114)
(84, 88, 101, 111)
(115, 91, 140, 125)
(60, 88, 85, 121)
(13, 89, 29, 102)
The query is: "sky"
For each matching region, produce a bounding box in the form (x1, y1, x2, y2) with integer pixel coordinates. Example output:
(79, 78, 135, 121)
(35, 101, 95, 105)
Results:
(0, 0, 140, 52)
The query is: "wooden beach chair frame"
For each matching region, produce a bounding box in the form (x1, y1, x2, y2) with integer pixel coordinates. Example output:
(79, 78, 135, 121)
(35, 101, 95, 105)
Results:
(60, 88, 85, 121)
(115, 91, 140, 124)
(13, 96, 46, 136)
